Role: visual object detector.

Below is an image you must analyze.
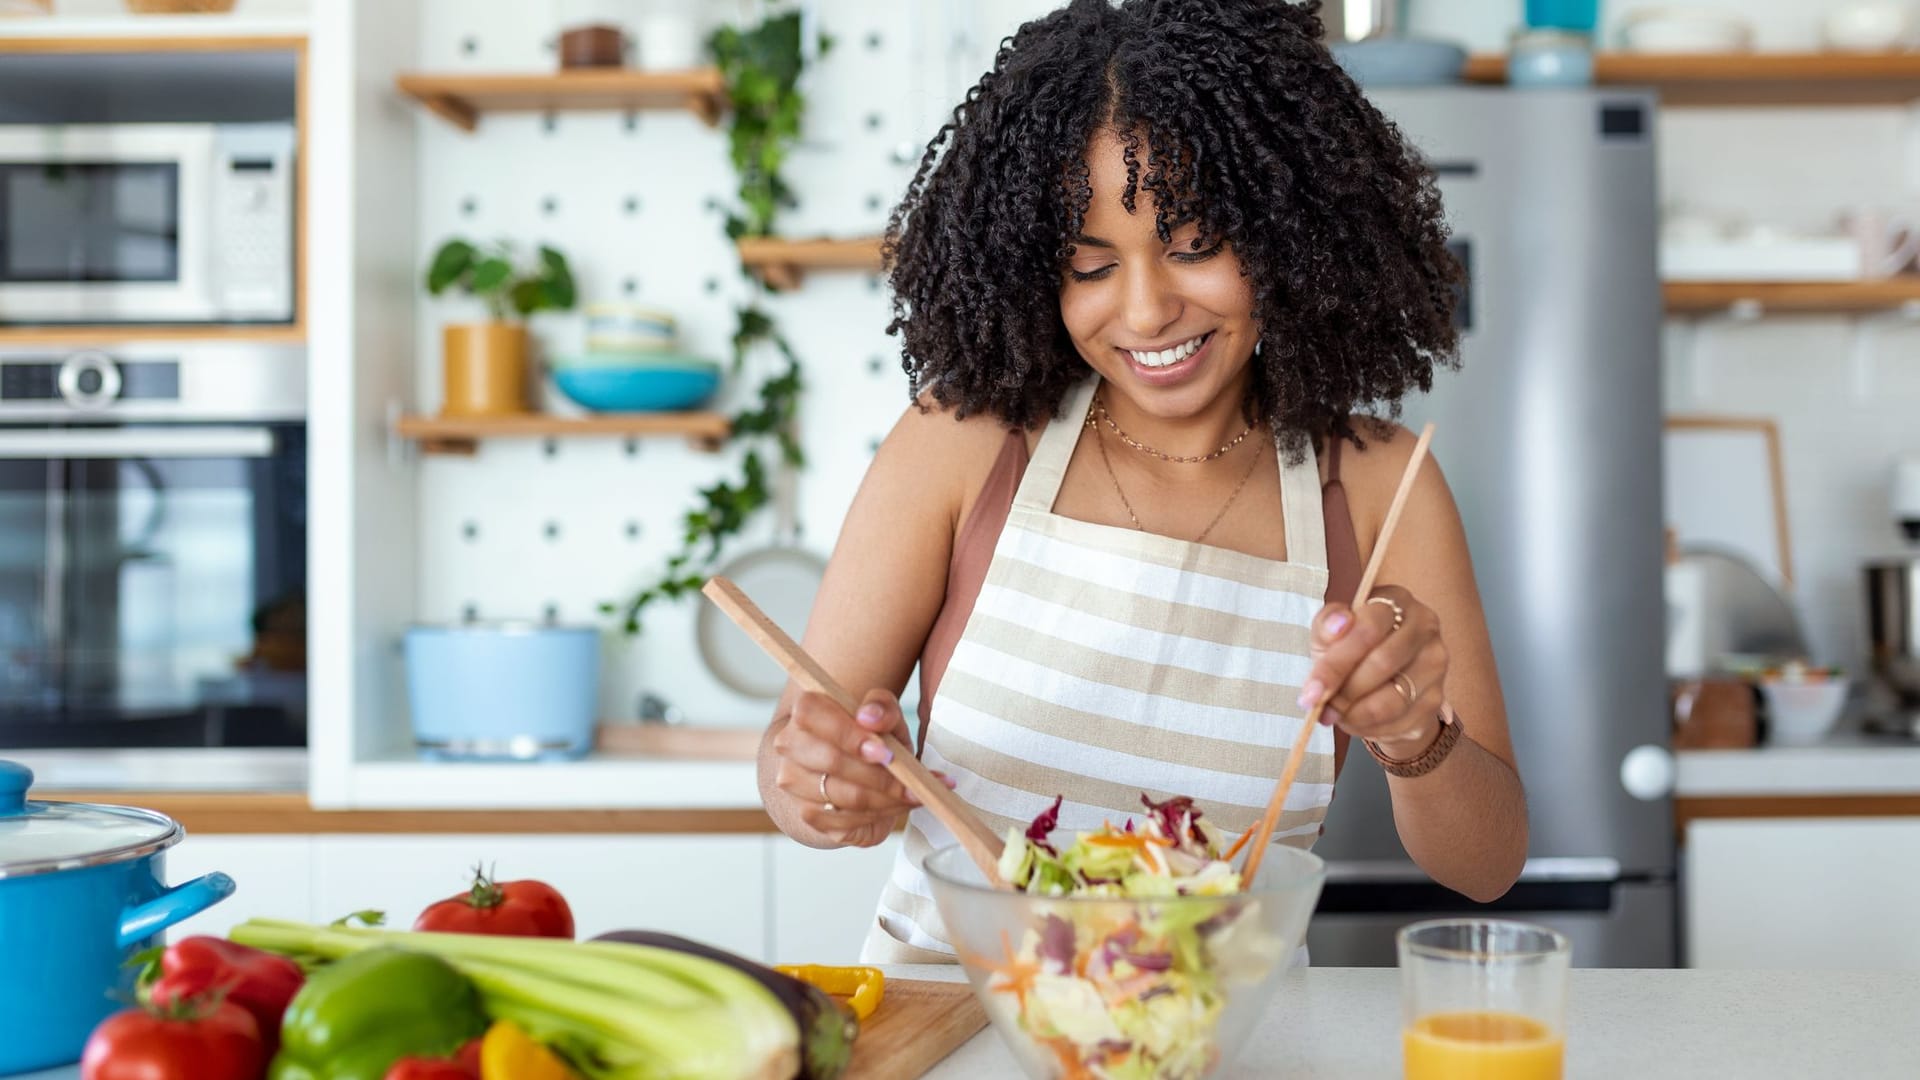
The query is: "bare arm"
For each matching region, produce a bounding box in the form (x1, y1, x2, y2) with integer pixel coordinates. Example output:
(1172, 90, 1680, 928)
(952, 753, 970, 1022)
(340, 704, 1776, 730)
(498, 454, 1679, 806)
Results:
(756, 402, 1005, 848)
(1306, 425, 1528, 901)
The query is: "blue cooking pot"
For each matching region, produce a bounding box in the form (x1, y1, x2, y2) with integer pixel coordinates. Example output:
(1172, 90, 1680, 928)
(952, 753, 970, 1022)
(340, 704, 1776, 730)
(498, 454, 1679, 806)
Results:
(0, 761, 235, 1075)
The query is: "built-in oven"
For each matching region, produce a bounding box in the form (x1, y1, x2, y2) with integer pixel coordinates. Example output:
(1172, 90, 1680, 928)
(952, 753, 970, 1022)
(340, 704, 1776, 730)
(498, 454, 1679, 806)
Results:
(0, 342, 305, 751)
(0, 122, 295, 325)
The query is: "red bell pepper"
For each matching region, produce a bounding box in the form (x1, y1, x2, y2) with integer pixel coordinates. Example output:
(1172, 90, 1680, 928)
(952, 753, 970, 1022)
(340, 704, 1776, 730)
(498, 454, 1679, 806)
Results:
(147, 936, 305, 1053)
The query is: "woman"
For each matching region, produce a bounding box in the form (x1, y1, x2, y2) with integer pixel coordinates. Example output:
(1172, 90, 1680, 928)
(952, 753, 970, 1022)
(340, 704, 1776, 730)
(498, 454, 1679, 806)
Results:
(756, 0, 1528, 963)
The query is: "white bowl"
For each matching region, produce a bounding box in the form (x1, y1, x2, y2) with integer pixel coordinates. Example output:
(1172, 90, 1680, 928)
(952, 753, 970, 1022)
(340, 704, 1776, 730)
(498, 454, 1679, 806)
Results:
(1620, 9, 1753, 53)
(1760, 679, 1848, 745)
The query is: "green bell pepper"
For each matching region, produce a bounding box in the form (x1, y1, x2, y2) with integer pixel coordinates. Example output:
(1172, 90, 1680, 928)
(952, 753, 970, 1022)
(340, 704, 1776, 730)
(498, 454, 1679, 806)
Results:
(269, 946, 489, 1080)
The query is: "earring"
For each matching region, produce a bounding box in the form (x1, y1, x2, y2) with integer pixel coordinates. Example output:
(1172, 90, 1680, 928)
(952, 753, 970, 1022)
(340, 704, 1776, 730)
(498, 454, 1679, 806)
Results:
(1254, 340, 1264, 358)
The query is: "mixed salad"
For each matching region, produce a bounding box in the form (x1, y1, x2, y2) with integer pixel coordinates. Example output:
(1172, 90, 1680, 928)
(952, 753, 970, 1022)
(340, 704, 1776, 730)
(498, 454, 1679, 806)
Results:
(983, 795, 1282, 1080)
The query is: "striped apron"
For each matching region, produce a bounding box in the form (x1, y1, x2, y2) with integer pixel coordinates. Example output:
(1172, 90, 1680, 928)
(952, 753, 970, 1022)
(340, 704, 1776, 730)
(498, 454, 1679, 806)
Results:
(862, 377, 1337, 963)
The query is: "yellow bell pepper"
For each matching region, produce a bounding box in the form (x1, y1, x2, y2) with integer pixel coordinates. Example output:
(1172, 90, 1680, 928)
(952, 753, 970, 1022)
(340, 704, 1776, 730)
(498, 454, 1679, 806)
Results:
(774, 964, 885, 1020)
(480, 1019, 577, 1080)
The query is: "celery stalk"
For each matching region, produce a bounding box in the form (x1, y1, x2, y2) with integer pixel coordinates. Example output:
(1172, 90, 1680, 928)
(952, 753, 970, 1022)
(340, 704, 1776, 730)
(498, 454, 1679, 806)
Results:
(230, 919, 801, 1080)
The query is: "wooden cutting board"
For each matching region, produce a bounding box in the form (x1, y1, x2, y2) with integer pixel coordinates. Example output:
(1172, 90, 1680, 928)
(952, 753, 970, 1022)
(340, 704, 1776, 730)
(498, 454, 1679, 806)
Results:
(842, 977, 989, 1080)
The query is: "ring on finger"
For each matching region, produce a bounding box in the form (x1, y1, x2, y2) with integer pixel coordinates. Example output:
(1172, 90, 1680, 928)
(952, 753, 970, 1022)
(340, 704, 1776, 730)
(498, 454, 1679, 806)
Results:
(818, 771, 837, 813)
(1366, 595, 1405, 632)
(1390, 670, 1418, 705)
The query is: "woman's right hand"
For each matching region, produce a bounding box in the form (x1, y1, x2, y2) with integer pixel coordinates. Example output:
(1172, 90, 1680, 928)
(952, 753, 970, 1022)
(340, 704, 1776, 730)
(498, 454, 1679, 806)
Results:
(768, 688, 952, 848)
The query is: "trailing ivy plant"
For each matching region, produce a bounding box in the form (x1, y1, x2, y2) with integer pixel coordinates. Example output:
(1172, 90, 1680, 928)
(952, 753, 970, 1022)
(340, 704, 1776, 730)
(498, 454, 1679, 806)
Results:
(607, 9, 825, 634)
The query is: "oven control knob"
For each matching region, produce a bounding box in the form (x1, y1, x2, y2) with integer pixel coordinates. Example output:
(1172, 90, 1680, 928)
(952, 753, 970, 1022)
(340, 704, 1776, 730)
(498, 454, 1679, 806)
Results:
(57, 352, 123, 409)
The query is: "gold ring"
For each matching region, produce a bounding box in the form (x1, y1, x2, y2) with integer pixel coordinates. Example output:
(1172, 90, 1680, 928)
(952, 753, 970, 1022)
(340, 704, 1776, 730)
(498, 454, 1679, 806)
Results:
(819, 772, 836, 813)
(1367, 595, 1405, 632)
(1391, 671, 1418, 705)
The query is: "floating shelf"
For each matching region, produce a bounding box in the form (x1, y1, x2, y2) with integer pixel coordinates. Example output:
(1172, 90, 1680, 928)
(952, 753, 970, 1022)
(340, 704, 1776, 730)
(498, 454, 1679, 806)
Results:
(394, 69, 727, 131)
(735, 236, 883, 290)
(1663, 280, 1920, 315)
(0, 20, 309, 50)
(395, 412, 732, 456)
(1465, 52, 1920, 106)
(0, 323, 304, 346)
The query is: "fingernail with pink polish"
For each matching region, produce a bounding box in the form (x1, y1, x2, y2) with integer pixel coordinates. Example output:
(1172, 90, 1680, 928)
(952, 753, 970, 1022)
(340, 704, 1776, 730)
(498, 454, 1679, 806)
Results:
(856, 704, 884, 727)
(1326, 612, 1350, 637)
(1320, 708, 1342, 727)
(944, 776, 958, 789)
(860, 740, 893, 765)
(1297, 679, 1325, 710)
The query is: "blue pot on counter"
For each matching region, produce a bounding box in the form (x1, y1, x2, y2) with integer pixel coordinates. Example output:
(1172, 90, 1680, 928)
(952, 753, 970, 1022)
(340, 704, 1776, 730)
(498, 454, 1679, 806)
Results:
(405, 623, 602, 761)
(0, 761, 235, 1075)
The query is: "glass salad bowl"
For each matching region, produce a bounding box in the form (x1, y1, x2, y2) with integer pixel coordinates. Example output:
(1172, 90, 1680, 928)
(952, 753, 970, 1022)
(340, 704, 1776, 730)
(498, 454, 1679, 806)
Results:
(923, 841, 1325, 1080)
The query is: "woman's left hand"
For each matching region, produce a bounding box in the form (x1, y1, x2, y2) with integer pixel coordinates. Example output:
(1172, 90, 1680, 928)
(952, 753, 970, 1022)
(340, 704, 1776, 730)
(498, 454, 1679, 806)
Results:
(1301, 584, 1449, 754)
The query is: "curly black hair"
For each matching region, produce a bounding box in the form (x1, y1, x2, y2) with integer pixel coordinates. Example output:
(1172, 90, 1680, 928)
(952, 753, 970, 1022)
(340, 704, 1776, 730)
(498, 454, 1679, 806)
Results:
(884, 0, 1462, 455)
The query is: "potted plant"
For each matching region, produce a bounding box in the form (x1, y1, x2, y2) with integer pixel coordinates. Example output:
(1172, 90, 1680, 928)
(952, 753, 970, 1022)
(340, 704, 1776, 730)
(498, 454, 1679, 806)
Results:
(424, 239, 576, 417)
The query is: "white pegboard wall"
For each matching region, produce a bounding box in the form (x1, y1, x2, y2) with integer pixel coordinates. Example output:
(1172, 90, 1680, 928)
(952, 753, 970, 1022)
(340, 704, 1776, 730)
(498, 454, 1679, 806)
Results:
(407, 0, 1030, 726)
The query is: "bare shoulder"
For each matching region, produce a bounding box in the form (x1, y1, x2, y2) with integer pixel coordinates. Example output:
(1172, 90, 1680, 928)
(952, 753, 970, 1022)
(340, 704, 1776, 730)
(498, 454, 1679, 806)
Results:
(1337, 418, 1459, 555)
(863, 393, 1022, 533)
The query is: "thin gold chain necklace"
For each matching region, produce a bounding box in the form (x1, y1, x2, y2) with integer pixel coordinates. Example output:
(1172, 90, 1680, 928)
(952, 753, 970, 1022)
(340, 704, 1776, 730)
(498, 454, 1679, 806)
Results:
(1088, 393, 1254, 464)
(1094, 420, 1263, 545)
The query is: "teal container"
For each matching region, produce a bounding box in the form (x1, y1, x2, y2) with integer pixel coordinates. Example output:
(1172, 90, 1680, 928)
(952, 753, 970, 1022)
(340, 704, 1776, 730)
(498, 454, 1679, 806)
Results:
(1526, 0, 1598, 32)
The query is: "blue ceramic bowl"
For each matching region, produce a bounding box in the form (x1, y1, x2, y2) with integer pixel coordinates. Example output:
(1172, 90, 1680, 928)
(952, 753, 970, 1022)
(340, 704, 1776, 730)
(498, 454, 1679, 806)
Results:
(1329, 38, 1467, 87)
(405, 624, 601, 761)
(552, 363, 720, 413)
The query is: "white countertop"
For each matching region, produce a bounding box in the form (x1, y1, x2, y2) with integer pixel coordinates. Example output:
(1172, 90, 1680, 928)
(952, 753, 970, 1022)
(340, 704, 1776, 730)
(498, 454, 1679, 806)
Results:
(900, 965, 1920, 1079)
(1676, 733, 1920, 798)
(21, 967, 1920, 1079)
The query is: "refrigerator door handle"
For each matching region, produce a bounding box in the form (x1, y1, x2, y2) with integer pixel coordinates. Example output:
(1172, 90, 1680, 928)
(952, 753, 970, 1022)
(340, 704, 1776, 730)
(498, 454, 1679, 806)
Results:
(1317, 857, 1625, 916)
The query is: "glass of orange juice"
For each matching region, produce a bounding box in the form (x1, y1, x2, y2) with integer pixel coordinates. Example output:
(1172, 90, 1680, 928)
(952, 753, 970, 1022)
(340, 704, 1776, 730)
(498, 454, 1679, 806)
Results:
(1398, 919, 1570, 1080)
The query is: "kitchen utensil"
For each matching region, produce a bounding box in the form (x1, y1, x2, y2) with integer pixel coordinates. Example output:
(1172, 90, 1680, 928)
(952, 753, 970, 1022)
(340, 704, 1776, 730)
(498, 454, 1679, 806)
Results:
(1892, 459, 1920, 541)
(1664, 547, 1807, 679)
(922, 841, 1324, 1080)
(404, 623, 601, 760)
(0, 761, 236, 1074)
(1866, 557, 1920, 730)
(696, 462, 825, 699)
(840, 978, 988, 1080)
(552, 360, 720, 412)
(584, 303, 677, 353)
(1619, 8, 1754, 53)
(1845, 208, 1920, 279)
(1509, 28, 1594, 87)
(1243, 424, 1433, 884)
(1824, 1, 1914, 51)
(699, 576, 1007, 883)
(1670, 678, 1757, 749)
(1758, 670, 1850, 745)
(1399, 919, 1570, 1080)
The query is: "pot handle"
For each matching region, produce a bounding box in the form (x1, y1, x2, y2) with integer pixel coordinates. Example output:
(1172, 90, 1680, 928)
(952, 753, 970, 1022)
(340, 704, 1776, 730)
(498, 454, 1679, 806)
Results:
(118, 872, 237, 949)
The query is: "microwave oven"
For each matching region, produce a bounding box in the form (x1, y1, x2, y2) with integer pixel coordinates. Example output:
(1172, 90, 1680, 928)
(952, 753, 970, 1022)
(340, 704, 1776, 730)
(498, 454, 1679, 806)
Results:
(0, 123, 295, 325)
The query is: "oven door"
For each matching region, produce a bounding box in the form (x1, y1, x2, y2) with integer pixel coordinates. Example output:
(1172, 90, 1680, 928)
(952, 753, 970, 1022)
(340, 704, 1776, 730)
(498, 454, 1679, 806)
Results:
(0, 124, 214, 324)
(0, 422, 305, 748)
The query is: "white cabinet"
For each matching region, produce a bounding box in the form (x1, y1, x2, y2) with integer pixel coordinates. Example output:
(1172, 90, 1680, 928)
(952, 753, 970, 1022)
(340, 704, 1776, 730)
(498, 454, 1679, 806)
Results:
(312, 835, 769, 959)
(768, 836, 900, 963)
(1686, 818, 1920, 970)
(165, 835, 315, 940)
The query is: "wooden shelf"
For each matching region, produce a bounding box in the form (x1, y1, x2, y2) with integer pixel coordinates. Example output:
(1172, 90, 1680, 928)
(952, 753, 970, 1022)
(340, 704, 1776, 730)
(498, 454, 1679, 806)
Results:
(0, 21, 308, 51)
(395, 412, 732, 455)
(0, 323, 304, 346)
(394, 69, 727, 131)
(736, 236, 883, 290)
(1466, 51, 1920, 105)
(1663, 280, 1920, 314)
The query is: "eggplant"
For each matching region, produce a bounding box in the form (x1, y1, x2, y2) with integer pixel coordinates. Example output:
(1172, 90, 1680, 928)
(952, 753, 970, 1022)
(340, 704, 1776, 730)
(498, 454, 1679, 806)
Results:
(591, 929, 857, 1080)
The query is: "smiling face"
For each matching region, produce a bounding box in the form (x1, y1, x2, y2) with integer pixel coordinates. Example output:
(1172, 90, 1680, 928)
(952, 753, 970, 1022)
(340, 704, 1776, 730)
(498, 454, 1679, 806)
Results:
(1057, 129, 1260, 425)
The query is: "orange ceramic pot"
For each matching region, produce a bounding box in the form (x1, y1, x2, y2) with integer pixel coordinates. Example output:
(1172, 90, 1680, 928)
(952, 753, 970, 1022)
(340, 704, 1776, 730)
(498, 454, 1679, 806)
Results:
(441, 322, 530, 417)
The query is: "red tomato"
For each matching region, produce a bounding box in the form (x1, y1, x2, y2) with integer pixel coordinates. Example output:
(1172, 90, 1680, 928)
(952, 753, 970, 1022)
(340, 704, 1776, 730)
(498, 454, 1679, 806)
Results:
(80, 997, 265, 1080)
(382, 1038, 483, 1080)
(413, 864, 574, 939)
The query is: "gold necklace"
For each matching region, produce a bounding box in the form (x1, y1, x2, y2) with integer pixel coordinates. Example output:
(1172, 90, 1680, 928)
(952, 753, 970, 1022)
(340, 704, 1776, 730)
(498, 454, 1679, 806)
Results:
(1094, 420, 1263, 545)
(1088, 394, 1254, 464)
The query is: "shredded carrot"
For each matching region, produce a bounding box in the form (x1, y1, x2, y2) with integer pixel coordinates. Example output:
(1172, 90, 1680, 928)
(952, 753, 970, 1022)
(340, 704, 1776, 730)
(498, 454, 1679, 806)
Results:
(975, 929, 1042, 1010)
(1043, 1037, 1098, 1080)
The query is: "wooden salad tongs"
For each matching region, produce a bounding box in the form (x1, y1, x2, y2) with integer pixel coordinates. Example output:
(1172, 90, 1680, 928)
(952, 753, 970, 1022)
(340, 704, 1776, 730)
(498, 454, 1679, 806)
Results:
(702, 577, 1007, 886)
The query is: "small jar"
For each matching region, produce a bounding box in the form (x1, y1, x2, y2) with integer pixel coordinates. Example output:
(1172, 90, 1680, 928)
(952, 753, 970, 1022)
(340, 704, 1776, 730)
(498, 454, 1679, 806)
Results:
(557, 0, 634, 69)
(1509, 28, 1594, 88)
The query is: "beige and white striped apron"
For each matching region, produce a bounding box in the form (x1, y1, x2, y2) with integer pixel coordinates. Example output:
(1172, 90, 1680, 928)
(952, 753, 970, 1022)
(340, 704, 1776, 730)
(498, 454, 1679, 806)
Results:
(863, 377, 1337, 963)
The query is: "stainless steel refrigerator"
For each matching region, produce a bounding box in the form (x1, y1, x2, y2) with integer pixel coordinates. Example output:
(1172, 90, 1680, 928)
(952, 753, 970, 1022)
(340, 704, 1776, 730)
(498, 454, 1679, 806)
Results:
(1305, 88, 1675, 968)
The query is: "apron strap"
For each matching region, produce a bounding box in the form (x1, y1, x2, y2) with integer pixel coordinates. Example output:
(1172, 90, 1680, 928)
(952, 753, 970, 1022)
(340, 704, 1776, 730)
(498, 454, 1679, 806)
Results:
(1279, 438, 1328, 572)
(1012, 377, 1099, 514)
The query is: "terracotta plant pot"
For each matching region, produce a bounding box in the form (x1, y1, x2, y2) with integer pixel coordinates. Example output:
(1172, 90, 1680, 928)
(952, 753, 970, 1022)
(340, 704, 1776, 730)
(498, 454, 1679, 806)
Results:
(441, 322, 530, 417)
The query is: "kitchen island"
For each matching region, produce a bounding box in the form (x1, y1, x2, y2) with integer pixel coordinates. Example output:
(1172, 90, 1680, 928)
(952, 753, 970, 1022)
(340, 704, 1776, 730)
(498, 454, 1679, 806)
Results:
(903, 964, 1920, 1079)
(21, 966, 1918, 1079)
